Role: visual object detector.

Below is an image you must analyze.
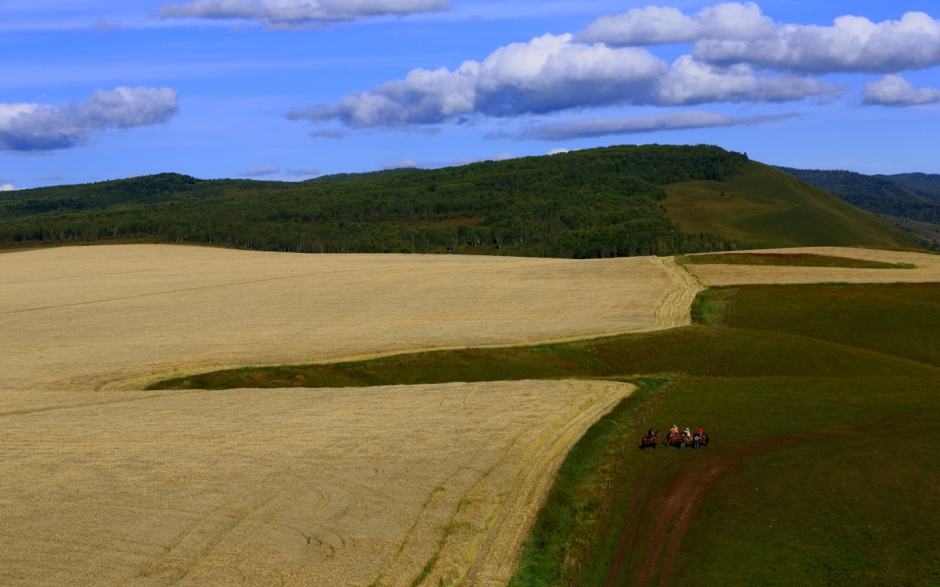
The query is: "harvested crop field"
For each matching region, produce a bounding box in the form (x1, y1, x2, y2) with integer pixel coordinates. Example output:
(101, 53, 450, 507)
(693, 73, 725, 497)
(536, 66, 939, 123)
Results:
(0, 245, 690, 393)
(0, 379, 634, 587)
(686, 247, 940, 286)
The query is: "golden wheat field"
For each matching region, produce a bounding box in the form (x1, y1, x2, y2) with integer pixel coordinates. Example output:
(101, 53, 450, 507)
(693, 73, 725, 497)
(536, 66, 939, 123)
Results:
(687, 246, 940, 286)
(0, 379, 633, 587)
(0, 244, 672, 587)
(0, 244, 690, 393)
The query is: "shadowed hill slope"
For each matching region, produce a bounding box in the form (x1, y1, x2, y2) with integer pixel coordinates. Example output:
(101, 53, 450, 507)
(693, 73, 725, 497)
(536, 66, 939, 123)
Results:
(661, 162, 920, 249)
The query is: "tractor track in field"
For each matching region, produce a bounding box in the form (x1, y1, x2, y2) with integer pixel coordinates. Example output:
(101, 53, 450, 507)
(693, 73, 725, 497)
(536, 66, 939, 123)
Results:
(618, 423, 889, 587)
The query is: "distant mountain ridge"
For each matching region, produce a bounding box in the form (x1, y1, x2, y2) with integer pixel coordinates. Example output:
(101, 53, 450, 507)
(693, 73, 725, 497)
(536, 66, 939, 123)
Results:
(0, 144, 751, 258)
(879, 173, 940, 199)
(777, 167, 940, 246)
(0, 145, 922, 255)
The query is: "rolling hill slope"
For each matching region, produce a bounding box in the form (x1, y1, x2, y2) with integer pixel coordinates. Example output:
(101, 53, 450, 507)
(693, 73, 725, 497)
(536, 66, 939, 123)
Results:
(776, 166, 940, 246)
(661, 161, 921, 249)
(0, 146, 923, 255)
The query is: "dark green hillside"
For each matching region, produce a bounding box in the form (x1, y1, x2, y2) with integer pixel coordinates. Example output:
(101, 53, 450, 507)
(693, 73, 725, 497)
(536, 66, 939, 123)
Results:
(877, 172, 940, 199)
(661, 162, 920, 249)
(0, 145, 747, 258)
(777, 167, 933, 202)
(1, 144, 924, 257)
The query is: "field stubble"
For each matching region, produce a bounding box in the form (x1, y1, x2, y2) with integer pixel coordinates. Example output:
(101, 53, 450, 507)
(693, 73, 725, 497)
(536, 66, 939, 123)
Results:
(0, 380, 634, 587)
(0, 245, 684, 393)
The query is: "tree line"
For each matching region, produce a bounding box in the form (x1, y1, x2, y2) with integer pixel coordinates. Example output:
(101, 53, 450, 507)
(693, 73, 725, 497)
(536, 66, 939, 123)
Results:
(0, 144, 748, 258)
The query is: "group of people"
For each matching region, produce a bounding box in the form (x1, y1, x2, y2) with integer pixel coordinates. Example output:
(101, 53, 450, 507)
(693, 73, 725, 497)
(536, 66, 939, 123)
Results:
(661, 424, 707, 449)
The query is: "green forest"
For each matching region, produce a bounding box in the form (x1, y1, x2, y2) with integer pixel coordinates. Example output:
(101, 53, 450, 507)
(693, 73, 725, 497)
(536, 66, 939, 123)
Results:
(0, 145, 748, 258)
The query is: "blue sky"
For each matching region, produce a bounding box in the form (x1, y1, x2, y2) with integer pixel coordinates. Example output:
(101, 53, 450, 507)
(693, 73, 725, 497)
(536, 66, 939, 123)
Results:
(1, 0, 939, 190)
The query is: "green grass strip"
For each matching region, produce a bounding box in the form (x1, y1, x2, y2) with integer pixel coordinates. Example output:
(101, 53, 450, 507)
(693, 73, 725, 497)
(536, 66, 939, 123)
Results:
(678, 252, 915, 269)
(507, 375, 678, 587)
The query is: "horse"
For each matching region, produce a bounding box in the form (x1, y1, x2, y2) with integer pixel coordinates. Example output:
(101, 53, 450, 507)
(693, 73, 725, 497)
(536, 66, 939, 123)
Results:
(663, 431, 682, 448)
(641, 430, 660, 449)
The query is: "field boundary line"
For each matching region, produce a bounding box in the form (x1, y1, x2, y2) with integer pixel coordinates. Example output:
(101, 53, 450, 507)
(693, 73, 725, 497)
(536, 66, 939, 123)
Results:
(104, 258, 705, 392)
(462, 382, 636, 587)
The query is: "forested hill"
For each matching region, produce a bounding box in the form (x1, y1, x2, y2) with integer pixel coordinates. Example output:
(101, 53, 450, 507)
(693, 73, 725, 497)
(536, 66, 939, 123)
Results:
(0, 145, 749, 258)
(778, 166, 940, 230)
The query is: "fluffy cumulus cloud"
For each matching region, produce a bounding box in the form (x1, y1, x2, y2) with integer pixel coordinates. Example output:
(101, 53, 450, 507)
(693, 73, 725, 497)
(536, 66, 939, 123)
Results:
(0, 184, 14, 191)
(861, 75, 940, 106)
(580, 4, 940, 75)
(576, 2, 775, 46)
(157, 0, 449, 25)
(658, 56, 841, 105)
(0, 87, 179, 152)
(518, 110, 798, 141)
(291, 33, 832, 128)
(692, 10, 940, 74)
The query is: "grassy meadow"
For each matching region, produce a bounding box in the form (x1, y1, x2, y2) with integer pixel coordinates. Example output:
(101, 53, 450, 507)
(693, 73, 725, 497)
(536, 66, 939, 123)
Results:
(152, 281, 940, 586)
(662, 162, 921, 249)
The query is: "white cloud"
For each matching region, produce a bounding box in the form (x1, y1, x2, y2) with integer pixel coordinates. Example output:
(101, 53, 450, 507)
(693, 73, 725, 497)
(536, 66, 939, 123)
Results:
(290, 32, 831, 129)
(693, 10, 940, 74)
(576, 2, 775, 46)
(0, 184, 14, 191)
(450, 152, 515, 165)
(579, 4, 940, 75)
(381, 152, 515, 169)
(157, 0, 450, 25)
(242, 165, 280, 176)
(547, 148, 569, 155)
(659, 56, 842, 105)
(518, 110, 799, 141)
(381, 158, 420, 169)
(288, 34, 666, 127)
(285, 167, 320, 176)
(0, 87, 179, 152)
(861, 75, 940, 106)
